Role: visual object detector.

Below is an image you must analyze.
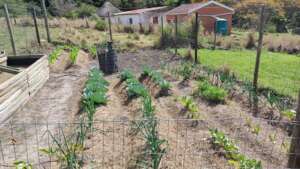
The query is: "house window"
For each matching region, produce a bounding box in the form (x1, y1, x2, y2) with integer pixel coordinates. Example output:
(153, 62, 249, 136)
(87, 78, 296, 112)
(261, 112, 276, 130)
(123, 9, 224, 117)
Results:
(129, 18, 133, 24)
(153, 16, 158, 24)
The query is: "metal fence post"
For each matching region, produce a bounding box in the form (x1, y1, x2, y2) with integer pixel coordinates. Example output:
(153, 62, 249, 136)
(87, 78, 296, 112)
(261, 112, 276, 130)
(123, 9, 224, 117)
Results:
(252, 5, 265, 116)
(4, 4, 17, 55)
(41, 0, 51, 43)
(32, 7, 41, 46)
(288, 91, 300, 168)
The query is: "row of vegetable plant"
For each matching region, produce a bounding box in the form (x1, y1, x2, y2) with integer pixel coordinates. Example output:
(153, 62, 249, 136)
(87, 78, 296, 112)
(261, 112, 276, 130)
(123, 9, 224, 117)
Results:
(48, 45, 80, 64)
(210, 129, 262, 169)
(119, 69, 167, 169)
(40, 68, 109, 169)
(140, 67, 171, 96)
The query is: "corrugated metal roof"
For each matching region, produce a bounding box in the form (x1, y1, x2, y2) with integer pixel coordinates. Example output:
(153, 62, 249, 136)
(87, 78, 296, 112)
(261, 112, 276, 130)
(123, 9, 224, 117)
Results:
(114, 6, 168, 16)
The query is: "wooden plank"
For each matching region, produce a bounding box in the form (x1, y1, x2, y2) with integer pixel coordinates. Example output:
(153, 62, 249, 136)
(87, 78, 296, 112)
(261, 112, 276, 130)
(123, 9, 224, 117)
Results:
(0, 65, 20, 74)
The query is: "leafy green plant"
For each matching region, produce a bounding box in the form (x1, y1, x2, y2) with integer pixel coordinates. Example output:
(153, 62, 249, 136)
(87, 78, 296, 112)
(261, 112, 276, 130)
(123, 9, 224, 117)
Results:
(69, 46, 80, 64)
(281, 109, 296, 121)
(141, 67, 171, 94)
(49, 46, 63, 64)
(179, 96, 200, 120)
(126, 78, 148, 98)
(88, 45, 97, 58)
(40, 126, 85, 169)
(210, 129, 262, 169)
(95, 19, 107, 31)
(14, 161, 32, 169)
(178, 62, 193, 81)
(197, 80, 227, 103)
(120, 69, 135, 82)
(251, 124, 261, 136)
(82, 68, 109, 129)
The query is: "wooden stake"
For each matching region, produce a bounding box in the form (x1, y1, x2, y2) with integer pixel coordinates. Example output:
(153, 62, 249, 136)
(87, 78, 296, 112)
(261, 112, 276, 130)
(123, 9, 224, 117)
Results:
(175, 15, 178, 55)
(252, 5, 265, 116)
(32, 8, 41, 46)
(213, 21, 217, 50)
(194, 12, 199, 64)
(4, 4, 16, 56)
(161, 16, 164, 38)
(41, 0, 51, 42)
(108, 12, 113, 42)
(288, 91, 300, 168)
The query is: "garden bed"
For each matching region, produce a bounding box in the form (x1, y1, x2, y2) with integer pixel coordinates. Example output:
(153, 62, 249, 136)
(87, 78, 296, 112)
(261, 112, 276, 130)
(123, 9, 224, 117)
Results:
(0, 54, 49, 123)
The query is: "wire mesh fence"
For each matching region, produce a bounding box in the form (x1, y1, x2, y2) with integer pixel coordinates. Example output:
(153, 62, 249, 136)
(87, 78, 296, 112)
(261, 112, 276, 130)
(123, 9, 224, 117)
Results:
(0, 117, 298, 169)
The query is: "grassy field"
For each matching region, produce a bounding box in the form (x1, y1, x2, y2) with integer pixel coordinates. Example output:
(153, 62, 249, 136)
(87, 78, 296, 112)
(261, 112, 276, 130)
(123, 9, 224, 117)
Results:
(178, 48, 300, 99)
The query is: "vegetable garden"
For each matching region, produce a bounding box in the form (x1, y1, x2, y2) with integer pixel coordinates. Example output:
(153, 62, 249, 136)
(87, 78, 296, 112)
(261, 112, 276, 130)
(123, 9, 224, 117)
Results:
(0, 2, 299, 169)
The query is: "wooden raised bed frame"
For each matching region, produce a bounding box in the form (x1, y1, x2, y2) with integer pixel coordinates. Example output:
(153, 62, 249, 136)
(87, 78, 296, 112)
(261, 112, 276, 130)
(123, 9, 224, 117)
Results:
(0, 54, 49, 123)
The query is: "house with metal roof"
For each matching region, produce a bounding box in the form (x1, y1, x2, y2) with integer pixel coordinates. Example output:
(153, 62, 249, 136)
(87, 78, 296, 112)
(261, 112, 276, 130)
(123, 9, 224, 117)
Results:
(112, 6, 170, 26)
(165, 0, 234, 34)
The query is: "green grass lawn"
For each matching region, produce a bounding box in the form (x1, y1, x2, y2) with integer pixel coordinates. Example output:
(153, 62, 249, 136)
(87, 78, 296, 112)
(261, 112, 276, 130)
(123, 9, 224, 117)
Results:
(177, 48, 300, 99)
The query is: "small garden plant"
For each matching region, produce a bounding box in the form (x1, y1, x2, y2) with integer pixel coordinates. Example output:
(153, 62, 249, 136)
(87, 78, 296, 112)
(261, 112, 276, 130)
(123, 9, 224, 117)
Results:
(141, 67, 171, 96)
(179, 96, 200, 120)
(196, 80, 227, 103)
(210, 129, 262, 169)
(48, 45, 80, 65)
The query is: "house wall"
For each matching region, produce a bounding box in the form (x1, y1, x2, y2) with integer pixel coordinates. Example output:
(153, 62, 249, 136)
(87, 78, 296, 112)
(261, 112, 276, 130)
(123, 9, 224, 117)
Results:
(113, 14, 144, 25)
(165, 3, 233, 34)
(197, 4, 233, 34)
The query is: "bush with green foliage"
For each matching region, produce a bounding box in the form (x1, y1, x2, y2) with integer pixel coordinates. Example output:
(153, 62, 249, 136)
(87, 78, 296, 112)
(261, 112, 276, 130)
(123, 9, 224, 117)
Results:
(95, 19, 107, 31)
(197, 80, 227, 103)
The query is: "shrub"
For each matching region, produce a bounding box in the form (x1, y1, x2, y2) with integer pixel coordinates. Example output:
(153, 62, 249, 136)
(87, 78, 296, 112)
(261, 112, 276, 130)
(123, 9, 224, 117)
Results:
(95, 19, 107, 31)
(244, 33, 256, 49)
(197, 80, 227, 103)
(76, 3, 96, 18)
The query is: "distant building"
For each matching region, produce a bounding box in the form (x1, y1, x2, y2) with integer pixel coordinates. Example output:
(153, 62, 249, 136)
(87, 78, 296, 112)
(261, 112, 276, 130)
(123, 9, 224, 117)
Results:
(113, 6, 169, 26)
(96, 1, 121, 18)
(165, 1, 234, 34)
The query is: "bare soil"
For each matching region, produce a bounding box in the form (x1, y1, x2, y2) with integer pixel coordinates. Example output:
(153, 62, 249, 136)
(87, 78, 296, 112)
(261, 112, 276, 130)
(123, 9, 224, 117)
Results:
(83, 49, 290, 169)
(0, 48, 291, 169)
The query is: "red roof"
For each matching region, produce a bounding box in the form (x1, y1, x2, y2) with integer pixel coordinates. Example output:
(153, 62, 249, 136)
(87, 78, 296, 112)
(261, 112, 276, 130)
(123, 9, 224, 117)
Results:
(166, 1, 234, 15)
(166, 3, 205, 15)
(114, 6, 168, 16)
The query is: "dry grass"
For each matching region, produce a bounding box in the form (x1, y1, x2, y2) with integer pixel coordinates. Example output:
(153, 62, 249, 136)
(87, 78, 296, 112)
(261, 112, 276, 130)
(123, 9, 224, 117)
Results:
(265, 34, 300, 54)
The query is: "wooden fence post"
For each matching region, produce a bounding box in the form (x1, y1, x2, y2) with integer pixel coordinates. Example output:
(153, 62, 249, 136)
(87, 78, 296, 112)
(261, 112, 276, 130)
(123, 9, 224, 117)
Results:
(32, 7, 41, 46)
(4, 4, 17, 56)
(174, 15, 178, 55)
(252, 5, 265, 116)
(161, 16, 164, 38)
(194, 12, 199, 64)
(108, 12, 113, 42)
(288, 91, 300, 168)
(41, 0, 51, 43)
(213, 21, 217, 50)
